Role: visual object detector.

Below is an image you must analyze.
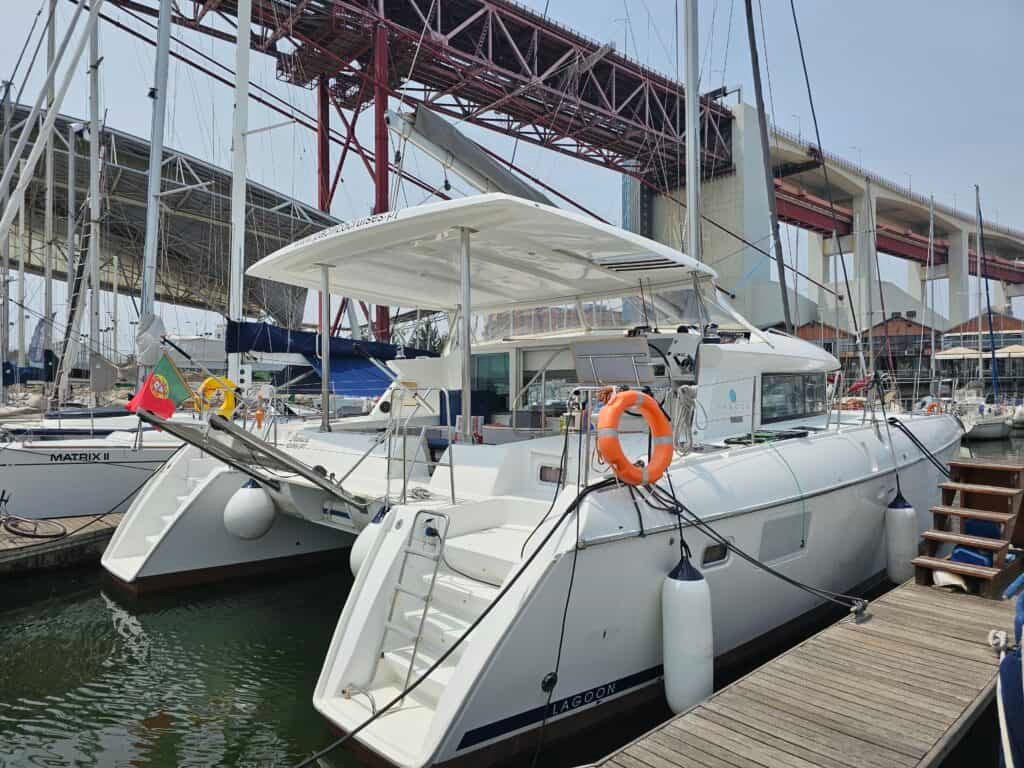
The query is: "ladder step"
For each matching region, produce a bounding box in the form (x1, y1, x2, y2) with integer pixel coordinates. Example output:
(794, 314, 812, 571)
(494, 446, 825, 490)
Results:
(949, 459, 1024, 473)
(403, 547, 440, 562)
(385, 621, 418, 640)
(929, 505, 1015, 524)
(394, 584, 430, 601)
(921, 530, 1010, 551)
(911, 555, 1001, 580)
(939, 482, 1023, 498)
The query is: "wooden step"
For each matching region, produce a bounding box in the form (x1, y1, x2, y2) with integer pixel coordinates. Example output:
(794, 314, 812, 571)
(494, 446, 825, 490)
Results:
(921, 530, 1009, 551)
(949, 458, 1024, 473)
(911, 555, 1000, 580)
(938, 482, 1023, 498)
(929, 505, 1015, 524)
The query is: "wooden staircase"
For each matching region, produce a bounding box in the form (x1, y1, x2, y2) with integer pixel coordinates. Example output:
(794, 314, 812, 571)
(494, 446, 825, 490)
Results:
(912, 458, 1024, 598)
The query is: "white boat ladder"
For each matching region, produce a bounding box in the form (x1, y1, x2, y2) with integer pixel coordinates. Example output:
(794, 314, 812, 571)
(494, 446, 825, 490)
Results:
(380, 509, 451, 703)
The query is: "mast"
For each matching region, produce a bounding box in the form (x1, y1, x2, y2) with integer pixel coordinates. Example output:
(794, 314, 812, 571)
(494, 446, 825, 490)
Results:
(683, 0, 701, 265)
(43, 0, 56, 369)
(227, 0, 252, 386)
(866, 178, 874, 374)
(139, 0, 171, 382)
(16, 160, 25, 367)
(927, 197, 936, 387)
(88, 14, 101, 393)
(978, 185, 999, 398)
(743, 0, 793, 333)
(0, 82, 10, 405)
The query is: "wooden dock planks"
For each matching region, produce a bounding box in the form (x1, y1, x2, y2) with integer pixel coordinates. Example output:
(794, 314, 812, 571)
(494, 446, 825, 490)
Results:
(592, 581, 1015, 768)
(0, 513, 122, 573)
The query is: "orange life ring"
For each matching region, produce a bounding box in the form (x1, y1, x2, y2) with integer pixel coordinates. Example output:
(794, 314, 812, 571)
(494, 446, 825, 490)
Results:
(926, 401, 941, 414)
(597, 390, 674, 486)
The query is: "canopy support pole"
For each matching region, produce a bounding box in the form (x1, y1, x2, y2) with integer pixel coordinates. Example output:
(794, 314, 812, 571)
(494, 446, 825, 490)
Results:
(320, 263, 332, 433)
(460, 227, 472, 444)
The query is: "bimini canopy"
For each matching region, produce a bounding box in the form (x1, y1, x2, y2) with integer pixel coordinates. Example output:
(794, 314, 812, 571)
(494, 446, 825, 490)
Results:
(935, 346, 983, 360)
(247, 194, 717, 313)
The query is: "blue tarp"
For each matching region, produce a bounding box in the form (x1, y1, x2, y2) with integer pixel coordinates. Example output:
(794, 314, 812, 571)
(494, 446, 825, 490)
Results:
(225, 320, 433, 362)
(225, 321, 436, 398)
(305, 356, 394, 398)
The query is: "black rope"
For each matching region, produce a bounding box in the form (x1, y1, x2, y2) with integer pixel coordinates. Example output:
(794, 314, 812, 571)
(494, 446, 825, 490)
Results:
(291, 477, 618, 768)
(644, 481, 866, 616)
(886, 417, 952, 479)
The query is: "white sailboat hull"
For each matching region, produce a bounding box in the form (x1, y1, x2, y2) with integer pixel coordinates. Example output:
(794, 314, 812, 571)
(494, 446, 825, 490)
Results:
(314, 413, 960, 768)
(102, 444, 356, 591)
(0, 436, 179, 519)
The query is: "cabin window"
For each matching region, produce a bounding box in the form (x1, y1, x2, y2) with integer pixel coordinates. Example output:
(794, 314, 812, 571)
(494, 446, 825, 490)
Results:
(471, 353, 510, 411)
(539, 465, 563, 484)
(761, 373, 827, 424)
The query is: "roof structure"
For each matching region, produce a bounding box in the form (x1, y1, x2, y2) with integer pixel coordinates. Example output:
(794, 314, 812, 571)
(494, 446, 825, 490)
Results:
(8, 103, 339, 326)
(248, 193, 714, 311)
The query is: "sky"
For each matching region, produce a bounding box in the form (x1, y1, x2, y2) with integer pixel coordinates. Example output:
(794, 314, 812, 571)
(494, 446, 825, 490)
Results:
(1, 0, 1021, 355)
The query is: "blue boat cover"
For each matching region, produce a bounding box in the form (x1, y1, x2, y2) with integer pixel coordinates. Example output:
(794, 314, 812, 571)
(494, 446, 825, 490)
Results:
(226, 321, 436, 398)
(225, 320, 434, 362)
(305, 356, 395, 398)
(999, 648, 1024, 768)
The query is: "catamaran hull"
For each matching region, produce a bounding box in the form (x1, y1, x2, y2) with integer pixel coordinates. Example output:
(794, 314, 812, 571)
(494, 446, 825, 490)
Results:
(0, 440, 179, 519)
(314, 415, 960, 768)
(102, 445, 356, 592)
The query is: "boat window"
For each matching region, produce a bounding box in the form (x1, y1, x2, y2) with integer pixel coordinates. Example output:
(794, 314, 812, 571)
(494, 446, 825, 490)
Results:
(472, 353, 510, 411)
(761, 373, 827, 424)
(702, 542, 729, 566)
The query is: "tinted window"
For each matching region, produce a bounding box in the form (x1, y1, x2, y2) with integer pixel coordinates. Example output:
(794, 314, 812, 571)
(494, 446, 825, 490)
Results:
(761, 373, 827, 424)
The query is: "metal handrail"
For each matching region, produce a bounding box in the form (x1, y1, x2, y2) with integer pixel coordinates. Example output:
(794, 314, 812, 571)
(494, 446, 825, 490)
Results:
(384, 386, 456, 505)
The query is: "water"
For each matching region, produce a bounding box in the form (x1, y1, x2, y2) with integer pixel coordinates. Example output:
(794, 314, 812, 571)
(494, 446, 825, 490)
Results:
(0, 567, 357, 768)
(2, 435, 1018, 767)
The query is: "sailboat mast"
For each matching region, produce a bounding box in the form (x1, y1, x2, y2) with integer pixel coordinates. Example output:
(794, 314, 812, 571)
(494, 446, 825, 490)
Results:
(88, 16, 102, 393)
(683, 0, 701, 265)
(0, 83, 8, 405)
(16, 160, 25, 367)
(977, 185, 999, 398)
(138, 0, 171, 381)
(227, 0, 252, 386)
(43, 0, 55, 369)
(743, 0, 793, 333)
(927, 197, 935, 386)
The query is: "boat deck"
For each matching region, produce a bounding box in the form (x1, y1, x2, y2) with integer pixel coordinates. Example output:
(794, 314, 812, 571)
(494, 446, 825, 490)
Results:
(0, 513, 122, 574)
(588, 580, 1014, 768)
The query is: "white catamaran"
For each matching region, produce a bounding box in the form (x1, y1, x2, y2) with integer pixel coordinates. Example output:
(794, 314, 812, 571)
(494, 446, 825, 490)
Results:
(108, 193, 959, 764)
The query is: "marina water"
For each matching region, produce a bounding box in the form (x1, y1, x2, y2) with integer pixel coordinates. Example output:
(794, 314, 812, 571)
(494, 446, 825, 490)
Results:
(1, 434, 1016, 767)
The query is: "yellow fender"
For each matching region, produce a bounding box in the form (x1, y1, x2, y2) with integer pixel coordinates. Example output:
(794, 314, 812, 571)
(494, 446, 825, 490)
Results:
(198, 376, 237, 419)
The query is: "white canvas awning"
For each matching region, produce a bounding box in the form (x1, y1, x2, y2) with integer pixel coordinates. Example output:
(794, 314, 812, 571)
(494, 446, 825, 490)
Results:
(247, 194, 716, 312)
(935, 346, 983, 360)
(995, 344, 1024, 358)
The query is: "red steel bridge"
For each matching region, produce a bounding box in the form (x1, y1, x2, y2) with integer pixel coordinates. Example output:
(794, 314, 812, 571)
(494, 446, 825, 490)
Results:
(104, 0, 1024, 335)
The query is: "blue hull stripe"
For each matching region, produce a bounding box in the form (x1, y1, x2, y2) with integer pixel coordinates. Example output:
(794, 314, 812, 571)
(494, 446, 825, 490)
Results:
(456, 665, 663, 751)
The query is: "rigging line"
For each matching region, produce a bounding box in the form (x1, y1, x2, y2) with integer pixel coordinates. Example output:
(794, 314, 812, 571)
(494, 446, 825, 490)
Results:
(719, 0, 735, 90)
(788, 0, 864, 373)
(867, 183, 895, 375)
(0, 1, 53, 151)
(8, 0, 47, 87)
(755, 0, 778, 137)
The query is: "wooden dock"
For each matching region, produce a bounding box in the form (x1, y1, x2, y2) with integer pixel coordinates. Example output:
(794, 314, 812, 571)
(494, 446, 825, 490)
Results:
(590, 581, 1015, 768)
(0, 513, 122, 574)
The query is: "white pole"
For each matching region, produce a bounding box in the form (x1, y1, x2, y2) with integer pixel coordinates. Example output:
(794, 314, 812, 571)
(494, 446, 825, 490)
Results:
(0, 83, 10, 405)
(43, 0, 56, 364)
(139, 0, 171, 376)
(320, 263, 331, 433)
(88, 14, 101, 388)
(683, 0, 701, 264)
(460, 227, 472, 443)
(928, 196, 936, 385)
(16, 160, 26, 368)
(0, 0, 87, 212)
(0, 0, 103, 248)
(227, 0, 252, 386)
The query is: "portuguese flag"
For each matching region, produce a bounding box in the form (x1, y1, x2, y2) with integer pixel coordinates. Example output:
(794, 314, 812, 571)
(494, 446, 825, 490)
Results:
(126, 354, 193, 419)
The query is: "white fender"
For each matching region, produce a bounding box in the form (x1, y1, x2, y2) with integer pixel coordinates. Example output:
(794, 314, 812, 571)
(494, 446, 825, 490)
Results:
(350, 510, 387, 577)
(885, 491, 918, 584)
(223, 480, 277, 540)
(662, 557, 713, 714)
